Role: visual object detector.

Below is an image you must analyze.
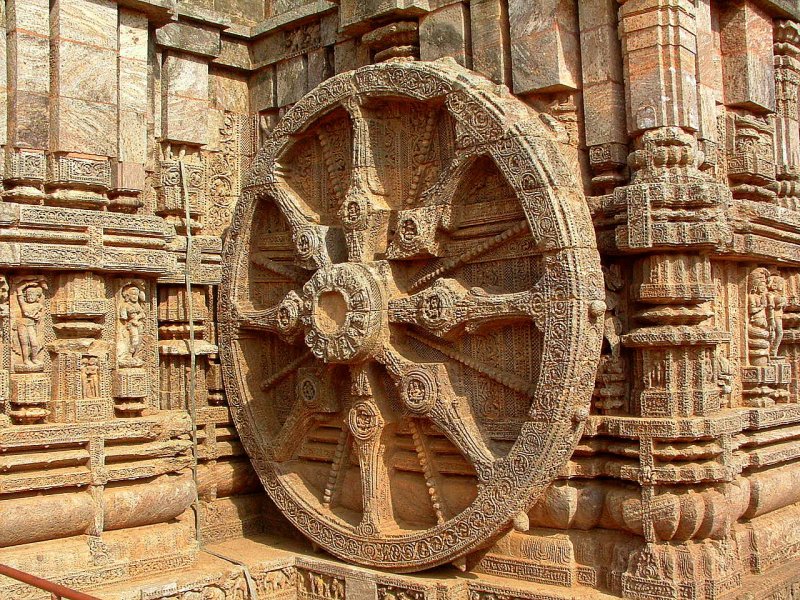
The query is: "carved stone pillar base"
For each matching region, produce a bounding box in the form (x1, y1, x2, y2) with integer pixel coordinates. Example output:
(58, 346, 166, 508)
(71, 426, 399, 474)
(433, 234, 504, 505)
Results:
(113, 367, 149, 416)
(4, 149, 46, 205)
(2, 185, 45, 204)
(108, 189, 144, 213)
(619, 541, 741, 600)
(9, 372, 51, 424)
(741, 361, 791, 407)
(46, 154, 112, 210)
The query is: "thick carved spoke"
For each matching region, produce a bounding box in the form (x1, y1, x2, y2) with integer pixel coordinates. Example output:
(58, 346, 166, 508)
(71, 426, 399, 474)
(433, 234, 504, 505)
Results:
(340, 98, 391, 262)
(390, 278, 544, 340)
(417, 153, 476, 207)
(347, 364, 395, 535)
(379, 347, 496, 483)
(387, 155, 477, 261)
(270, 183, 344, 269)
(273, 367, 341, 462)
(272, 400, 318, 462)
(235, 290, 303, 341)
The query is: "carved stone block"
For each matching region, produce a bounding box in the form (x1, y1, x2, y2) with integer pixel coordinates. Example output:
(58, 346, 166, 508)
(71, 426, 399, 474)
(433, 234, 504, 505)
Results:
(112, 367, 149, 418)
(719, 0, 776, 112)
(509, 0, 580, 94)
(48, 153, 112, 190)
(9, 371, 51, 424)
(419, 4, 470, 66)
(5, 148, 46, 182)
(75, 398, 113, 422)
(157, 160, 206, 218)
(338, 0, 429, 31)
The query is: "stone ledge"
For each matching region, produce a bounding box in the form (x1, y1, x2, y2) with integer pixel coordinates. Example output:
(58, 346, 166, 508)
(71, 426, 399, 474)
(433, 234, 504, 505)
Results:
(251, 1, 338, 39)
(87, 531, 800, 599)
(760, 0, 800, 20)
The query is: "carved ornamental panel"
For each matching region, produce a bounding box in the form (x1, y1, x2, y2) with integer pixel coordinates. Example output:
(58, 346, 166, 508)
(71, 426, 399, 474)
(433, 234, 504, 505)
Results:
(219, 60, 603, 571)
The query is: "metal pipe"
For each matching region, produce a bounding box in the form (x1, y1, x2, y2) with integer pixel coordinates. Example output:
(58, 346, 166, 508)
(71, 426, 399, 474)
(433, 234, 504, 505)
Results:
(0, 563, 100, 600)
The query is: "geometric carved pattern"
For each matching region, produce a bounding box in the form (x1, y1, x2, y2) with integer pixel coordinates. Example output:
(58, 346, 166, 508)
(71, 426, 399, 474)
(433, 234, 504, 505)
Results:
(219, 60, 604, 571)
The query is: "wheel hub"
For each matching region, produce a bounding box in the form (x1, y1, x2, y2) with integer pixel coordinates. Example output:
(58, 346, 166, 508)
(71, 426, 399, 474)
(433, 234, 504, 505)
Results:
(301, 262, 387, 364)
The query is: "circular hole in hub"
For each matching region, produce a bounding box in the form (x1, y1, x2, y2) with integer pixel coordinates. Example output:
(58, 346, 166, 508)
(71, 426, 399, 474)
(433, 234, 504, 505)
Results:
(315, 291, 348, 334)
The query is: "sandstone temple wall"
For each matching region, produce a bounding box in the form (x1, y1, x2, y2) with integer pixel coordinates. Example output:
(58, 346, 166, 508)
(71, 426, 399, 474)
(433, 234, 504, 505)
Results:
(2, 0, 800, 599)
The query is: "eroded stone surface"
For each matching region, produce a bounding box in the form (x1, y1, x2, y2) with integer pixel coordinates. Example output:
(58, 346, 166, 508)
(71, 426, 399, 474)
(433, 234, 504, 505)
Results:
(219, 59, 603, 571)
(2, 0, 800, 599)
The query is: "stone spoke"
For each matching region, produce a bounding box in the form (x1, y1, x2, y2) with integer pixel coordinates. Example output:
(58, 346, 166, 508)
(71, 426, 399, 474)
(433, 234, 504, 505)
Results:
(340, 98, 391, 262)
(386, 155, 478, 261)
(250, 252, 309, 284)
(235, 290, 303, 341)
(379, 346, 496, 483)
(270, 183, 343, 269)
(347, 364, 395, 535)
(407, 221, 529, 292)
(409, 418, 450, 524)
(416, 153, 476, 207)
(260, 351, 314, 392)
(404, 329, 534, 398)
(389, 278, 544, 340)
(272, 399, 318, 462)
(274, 367, 341, 462)
(322, 426, 352, 509)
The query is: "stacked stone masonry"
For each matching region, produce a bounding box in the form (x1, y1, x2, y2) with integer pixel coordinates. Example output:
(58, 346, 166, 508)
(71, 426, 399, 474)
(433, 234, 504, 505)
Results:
(1, 0, 800, 599)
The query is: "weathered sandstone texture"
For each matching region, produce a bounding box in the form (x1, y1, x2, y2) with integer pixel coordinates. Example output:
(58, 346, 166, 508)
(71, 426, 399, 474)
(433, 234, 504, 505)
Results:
(2, 0, 800, 599)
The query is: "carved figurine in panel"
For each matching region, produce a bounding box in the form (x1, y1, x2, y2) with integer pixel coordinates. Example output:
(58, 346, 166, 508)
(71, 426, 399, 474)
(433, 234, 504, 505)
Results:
(743, 267, 791, 406)
(594, 264, 626, 413)
(114, 278, 153, 416)
(748, 267, 773, 367)
(118, 281, 147, 368)
(12, 277, 48, 372)
(299, 571, 345, 600)
(378, 584, 425, 600)
(256, 567, 297, 598)
(6, 276, 52, 423)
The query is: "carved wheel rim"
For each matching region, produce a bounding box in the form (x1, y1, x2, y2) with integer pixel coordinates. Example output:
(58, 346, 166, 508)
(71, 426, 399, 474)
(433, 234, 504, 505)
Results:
(220, 60, 604, 572)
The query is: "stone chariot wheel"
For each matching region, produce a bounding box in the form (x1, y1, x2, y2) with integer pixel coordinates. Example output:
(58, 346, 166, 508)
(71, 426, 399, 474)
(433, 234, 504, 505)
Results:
(219, 59, 604, 572)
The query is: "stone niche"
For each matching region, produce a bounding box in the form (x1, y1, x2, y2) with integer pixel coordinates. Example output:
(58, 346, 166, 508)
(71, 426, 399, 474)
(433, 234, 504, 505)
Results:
(1, 0, 800, 599)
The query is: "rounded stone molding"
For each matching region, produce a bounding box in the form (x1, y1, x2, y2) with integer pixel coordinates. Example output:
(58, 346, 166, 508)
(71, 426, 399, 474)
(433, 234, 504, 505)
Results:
(219, 59, 603, 572)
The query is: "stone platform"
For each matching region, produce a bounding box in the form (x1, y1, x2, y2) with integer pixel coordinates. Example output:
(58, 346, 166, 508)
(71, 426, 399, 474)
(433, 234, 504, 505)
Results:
(89, 533, 800, 600)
